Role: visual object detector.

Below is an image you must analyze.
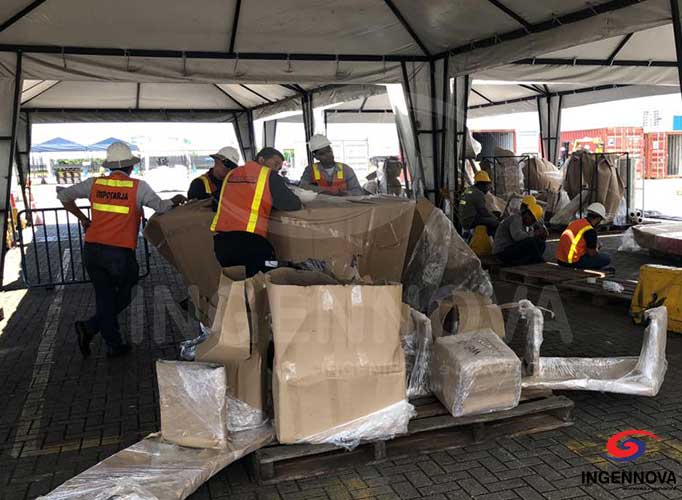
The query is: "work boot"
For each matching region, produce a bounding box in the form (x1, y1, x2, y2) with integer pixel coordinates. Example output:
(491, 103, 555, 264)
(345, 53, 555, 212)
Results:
(106, 344, 132, 359)
(74, 321, 94, 357)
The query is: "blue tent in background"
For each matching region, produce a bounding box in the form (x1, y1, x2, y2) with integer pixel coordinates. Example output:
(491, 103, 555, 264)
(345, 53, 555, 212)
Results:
(32, 137, 88, 153)
(88, 137, 140, 152)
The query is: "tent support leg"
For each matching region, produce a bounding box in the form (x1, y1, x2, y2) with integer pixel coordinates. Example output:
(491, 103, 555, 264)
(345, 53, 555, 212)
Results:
(0, 51, 23, 287)
(671, 0, 682, 101)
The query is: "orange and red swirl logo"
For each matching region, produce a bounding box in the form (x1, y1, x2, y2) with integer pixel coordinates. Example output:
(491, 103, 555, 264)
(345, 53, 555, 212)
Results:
(605, 430, 659, 462)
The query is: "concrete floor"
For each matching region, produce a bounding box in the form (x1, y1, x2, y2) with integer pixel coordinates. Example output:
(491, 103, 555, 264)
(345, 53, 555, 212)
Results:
(1, 229, 682, 499)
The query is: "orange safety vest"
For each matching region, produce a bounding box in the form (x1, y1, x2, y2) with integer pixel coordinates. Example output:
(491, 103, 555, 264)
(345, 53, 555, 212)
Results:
(211, 161, 273, 237)
(198, 171, 217, 196)
(556, 218, 593, 264)
(85, 171, 142, 249)
(311, 163, 347, 194)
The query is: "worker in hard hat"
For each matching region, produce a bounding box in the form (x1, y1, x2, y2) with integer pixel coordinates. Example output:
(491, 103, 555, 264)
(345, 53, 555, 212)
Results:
(187, 146, 240, 201)
(459, 170, 499, 235)
(211, 147, 301, 277)
(58, 142, 187, 358)
(493, 203, 547, 266)
(299, 134, 364, 196)
(556, 202, 612, 270)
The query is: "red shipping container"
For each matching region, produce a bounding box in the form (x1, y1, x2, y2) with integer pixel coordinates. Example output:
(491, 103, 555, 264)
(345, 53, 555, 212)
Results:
(643, 132, 682, 179)
(560, 127, 644, 176)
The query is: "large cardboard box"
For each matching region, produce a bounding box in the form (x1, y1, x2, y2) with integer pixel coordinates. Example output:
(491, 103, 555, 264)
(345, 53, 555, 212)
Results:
(431, 329, 521, 417)
(267, 268, 406, 444)
(144, 196, 416, 322)
(156, 360, 229, 449)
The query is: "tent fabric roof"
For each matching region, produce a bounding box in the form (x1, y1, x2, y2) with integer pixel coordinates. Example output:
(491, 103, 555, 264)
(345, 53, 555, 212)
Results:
(0, 0, 677, 120)
(31, 137, 87, 152)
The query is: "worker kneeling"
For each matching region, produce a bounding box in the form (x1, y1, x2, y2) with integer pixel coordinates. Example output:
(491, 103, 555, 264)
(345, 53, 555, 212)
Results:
(459, 171, 498, 236)
(211, 148, 301, 277)
(493, 203, 547, 266)
(556, 202, 611, 270)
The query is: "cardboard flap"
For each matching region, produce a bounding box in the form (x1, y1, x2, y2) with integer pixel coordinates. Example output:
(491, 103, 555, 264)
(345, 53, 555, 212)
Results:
(267, 267, 339, 286)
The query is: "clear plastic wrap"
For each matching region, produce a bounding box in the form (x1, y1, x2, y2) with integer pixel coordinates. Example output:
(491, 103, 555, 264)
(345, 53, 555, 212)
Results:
(618, 227, 643, 253)
(403, 206, 493, 312)
(39, 426, 274, 500)
(178, 323, 211, 361)
(226, 395, 267, 433)
(430, 329, 522, 417)
(156, 361, 229, 449)
(293, 400, 416, 450)
(521, 303, 668, 396)
(400, 305, 433, 398)
(549, 189, 590, 226)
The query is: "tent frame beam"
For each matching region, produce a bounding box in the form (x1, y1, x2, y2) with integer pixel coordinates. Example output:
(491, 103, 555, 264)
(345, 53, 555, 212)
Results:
(671, 0, 682, 98)
(513, 57, 676, 67)
(469, 83, 631, 110)
(0, 0, 49, 33)
(228, 0, 242, 53)
(486, 0, 532, 30)
(607, 32, 633, 64)
(382, 0, 431, 56)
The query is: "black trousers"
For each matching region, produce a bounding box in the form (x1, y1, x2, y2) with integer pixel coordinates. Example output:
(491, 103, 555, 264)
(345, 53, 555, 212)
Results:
(496, 237, 546, 266)
(213, 231, 276, 278)
(83, 242, 139, 349)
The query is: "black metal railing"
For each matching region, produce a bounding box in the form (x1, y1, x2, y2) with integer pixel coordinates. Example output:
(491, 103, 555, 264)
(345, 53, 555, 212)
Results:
(16, 207, 151, 288)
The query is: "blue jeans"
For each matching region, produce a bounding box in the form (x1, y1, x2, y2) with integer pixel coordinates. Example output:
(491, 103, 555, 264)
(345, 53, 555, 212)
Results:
(573, 252, 611, 270)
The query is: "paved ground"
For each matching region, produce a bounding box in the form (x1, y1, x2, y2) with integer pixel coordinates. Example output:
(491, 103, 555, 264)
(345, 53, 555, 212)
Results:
(1, 227, 682, 499)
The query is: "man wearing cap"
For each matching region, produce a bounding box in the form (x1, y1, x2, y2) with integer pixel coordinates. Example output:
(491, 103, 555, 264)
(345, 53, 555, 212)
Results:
(187, 146, 239, 200)
(459, 171, 499, 235)
(556, 202, 612, 270)
(493, 203, 547, 266)
(212, 147, 302, 277)
(58, 142, 186, 358)
(299, 134, 364, 196)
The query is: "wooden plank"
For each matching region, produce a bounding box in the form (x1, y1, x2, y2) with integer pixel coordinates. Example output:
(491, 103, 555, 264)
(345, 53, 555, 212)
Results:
(558, 277, 636, 305)
(499, 263, 606, 286)
(252, 394, 574, 484)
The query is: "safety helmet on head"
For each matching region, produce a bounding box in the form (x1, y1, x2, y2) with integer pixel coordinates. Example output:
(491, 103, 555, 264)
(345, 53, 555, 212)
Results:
(103, 142, 140, 169)
(210, 146, 240, 166)
(522, 194, 537, 207)
(528, 203, 543, 222)
(474, 171, 491, 183)
(308, 134, 332, 152)
(586, 202, 606, 220)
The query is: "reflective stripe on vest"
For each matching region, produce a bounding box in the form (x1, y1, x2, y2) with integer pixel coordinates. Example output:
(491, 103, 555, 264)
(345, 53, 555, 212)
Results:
(92, 202, 130, 215)
(567, 224, 593, 263)
(200, 175, 212, 195)
(95, 178, 134, 188)
(246, 167, 270, 233)
(311, 163, 346, 193)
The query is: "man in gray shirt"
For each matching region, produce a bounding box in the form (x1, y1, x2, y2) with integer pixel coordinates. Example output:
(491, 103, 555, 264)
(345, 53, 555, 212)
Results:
(459, 171, 498, 235)
(493, 203, 547, 266)
(299, 134, 364, 196)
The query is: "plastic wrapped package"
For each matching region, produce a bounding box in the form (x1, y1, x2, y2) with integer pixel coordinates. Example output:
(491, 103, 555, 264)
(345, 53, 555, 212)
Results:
(618, 227, 643, 253)
(549, 189, 590, 226)
(400, 305, 433, 398)
(289, 185, 318, 203)
(518, 299, 544, 376)
(226, 395, 267, 432)
(156, 361, 228, 449)
(291, 400, 416, 450)
(521, 303, 668, 396)
(403, 202, 493, 312)
(431, 329, 522, 417)
(178, 323, 211, 361)
(39, 426, 274, 500)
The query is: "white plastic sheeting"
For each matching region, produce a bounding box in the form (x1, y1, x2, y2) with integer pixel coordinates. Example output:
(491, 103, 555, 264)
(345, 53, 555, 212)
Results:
(520, 300, 668, 396)
(0, 52, 21, 217)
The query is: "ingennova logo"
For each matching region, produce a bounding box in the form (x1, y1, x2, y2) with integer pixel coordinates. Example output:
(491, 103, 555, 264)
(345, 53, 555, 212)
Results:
(582, 430, 677, 488)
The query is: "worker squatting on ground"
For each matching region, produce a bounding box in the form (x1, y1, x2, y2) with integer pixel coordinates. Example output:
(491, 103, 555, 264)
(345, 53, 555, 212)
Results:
(459, 171, 498, 235)
(556, 202, 612, 271)
(187, 146, 240, 201)
(299, 134, 365, 196)
(211, 147, 302, 277)
(493, 202, 547, 266)
(58, 142, 187, 358)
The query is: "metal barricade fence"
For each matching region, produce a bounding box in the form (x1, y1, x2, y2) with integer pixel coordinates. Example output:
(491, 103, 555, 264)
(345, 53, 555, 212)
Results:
(16, 207, 151, 288)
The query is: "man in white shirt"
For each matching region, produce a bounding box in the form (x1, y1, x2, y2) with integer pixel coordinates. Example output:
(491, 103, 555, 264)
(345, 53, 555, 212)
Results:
(58, 142, 186, 358)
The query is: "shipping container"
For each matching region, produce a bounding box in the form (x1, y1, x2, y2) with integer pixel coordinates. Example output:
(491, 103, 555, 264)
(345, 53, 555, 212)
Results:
(643, 132, 682, 179)
(472, 129, 517, 159)
(560, 127, 644, 176)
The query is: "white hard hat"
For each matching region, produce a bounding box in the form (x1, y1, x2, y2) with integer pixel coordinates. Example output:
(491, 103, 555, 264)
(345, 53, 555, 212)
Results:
(308, 134, 332, 152)
(103, 142, 140, 169)
(210, 146, 240, 166)
(586, 202, 606, 219)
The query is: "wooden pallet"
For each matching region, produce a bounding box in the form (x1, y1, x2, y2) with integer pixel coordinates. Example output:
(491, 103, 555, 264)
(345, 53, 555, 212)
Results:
(479, 255, 502, 277)
(498, 262, 606, 286)
(250, 390, 574, 484)
(558, 277, 637, 306)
